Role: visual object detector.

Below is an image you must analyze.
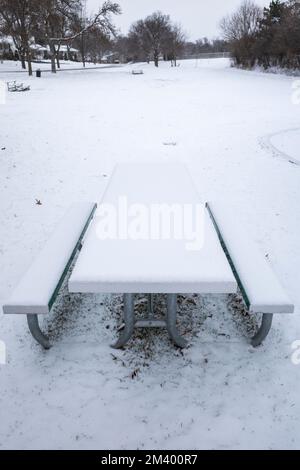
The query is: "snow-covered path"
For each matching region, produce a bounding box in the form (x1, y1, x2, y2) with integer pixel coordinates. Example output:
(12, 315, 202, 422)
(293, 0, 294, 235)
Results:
(0, 59, 299, 450)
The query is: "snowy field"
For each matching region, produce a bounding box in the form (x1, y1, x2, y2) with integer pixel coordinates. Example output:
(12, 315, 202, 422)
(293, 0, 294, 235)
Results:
(0, 58, 300, 450)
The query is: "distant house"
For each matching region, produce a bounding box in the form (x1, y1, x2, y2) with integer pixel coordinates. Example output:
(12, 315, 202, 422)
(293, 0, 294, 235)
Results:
(0, 36, 17, 60)
(30, 44, 79, 62)
(57, 45, 79, 62)
(0, 37, 45, 61)
(30, 44, 49, 61)
(101, 52, 120, 64)
(0, 36, 80, 62)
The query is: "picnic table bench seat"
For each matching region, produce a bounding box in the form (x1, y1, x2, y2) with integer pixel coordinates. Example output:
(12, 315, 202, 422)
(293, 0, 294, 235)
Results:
(3, 202, 97, 348)
(207, 201, 294, 346)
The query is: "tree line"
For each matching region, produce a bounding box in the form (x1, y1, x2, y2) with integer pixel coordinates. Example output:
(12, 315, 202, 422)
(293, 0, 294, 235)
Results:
(1, 0, 299, 74)
(114, 13, 228, 66)
(220, 0, 300, 70)
(0, 2, 229, 73)
(0, 0, 121, 74)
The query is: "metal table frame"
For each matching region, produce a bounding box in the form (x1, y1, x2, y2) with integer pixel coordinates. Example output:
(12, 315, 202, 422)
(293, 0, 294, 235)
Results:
(112, 293, 187, 349)
(112, 293, 273, 349)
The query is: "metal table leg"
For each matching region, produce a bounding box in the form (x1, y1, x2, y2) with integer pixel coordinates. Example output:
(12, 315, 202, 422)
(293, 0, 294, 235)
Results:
(251, 313, 273, 347)
(112, 294, 135, 349)
(148, 293, 154, 316)
(166, 294, 188, 348)
(27, 314, 51, 350)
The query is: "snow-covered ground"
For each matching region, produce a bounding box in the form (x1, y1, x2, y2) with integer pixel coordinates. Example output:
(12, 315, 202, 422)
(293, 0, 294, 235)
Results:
(265, 128, 300, 165)
(0, 58, 300, 450)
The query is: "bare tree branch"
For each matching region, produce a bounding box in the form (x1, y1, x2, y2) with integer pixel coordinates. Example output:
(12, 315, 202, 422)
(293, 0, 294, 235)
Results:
(49, 1, 121, 43)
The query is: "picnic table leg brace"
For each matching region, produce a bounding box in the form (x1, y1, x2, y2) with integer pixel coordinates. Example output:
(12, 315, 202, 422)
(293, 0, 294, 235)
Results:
(166, 294, 188, 349)
(250, 313, 273, 347)
(27, 314, 51, 350)
(112, 294, 135, 349)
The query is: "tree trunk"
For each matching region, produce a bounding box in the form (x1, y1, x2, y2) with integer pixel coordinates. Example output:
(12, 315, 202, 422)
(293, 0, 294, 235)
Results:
(154, 50, 159, 67)
(27, 58, 32, 76)
(26, 48, 32, 76)
(51, 55, 56, 73)
(21, 53, 26, 69)
(56, 44, 61, 68)
(49, 42, 56, 73)
(81, 33, 86, 68)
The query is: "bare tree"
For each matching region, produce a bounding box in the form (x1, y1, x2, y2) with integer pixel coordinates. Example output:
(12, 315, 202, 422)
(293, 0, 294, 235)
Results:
(112, 35, 131, 63)
(128, 19, 152, 63)
(144, 12, 171, 67)
(0, 0, 40, 74)
(71, 2, 120, 67)
(0, 4, 25, 65)
(220, 0, 262, 42)
(40, 0, 120, 73)
(165, 24, 186, 66)
(129, 11, 179, 67)
(39, 0, 82, 73)
(220, 0, 300, 70)
(220, 0, 262, 67)
(78, 24, 112, 63)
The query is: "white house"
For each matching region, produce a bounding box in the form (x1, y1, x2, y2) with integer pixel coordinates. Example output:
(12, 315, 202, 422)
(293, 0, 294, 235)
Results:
(0, 36, 80, 62)
(31, 44, 80, 62)
(0, 36, 17, 59)
(57, 45, 79, 61)
(30, 44, 48, 61)
(101, 52, 120, 64)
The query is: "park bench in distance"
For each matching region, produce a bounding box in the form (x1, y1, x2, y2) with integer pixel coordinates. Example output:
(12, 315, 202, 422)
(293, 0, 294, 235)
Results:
(132, 69, 144, 75)
(7, 81, 30, 92)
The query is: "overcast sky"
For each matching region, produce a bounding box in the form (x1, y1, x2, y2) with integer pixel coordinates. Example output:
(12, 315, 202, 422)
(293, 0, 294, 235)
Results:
(86, 0, 270, 40)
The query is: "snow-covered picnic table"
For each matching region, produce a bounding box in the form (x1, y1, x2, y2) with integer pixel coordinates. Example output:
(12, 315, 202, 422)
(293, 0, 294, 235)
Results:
(3, 162, 293, 350)
(69, 163, 236, 294)
(69, 163, 237, 348)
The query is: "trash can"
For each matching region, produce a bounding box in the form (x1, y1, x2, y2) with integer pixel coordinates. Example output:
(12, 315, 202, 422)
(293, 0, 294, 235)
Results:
(36, 69, 41, 78)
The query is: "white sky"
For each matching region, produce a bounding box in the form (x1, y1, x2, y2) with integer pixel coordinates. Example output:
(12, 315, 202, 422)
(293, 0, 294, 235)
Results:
(86, 0, 270, 40)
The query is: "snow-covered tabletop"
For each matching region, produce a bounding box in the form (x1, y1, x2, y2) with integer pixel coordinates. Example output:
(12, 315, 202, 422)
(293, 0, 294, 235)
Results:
(69, 163, 237, 294)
